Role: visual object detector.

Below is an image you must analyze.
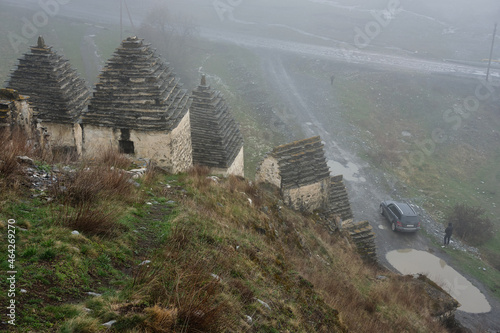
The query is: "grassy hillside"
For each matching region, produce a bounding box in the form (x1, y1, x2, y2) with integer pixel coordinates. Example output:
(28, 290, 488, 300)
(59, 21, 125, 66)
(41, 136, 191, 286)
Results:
(0, 132, 459, 332)
(282, 53, 500, 282)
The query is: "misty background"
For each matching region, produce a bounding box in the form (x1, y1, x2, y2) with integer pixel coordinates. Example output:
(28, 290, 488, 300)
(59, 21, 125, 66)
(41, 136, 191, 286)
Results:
(2, 0, 500, 86)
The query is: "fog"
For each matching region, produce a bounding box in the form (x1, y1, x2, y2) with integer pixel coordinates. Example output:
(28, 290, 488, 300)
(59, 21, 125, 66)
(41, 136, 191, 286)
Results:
(2, 1, 500, 330)
(3, 0, 500, 64)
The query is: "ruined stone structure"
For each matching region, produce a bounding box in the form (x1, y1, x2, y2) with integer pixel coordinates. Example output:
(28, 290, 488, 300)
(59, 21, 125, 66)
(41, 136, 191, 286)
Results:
(0, 89, 33, 134)
(342, 220, 377, 263)
(256, 136, 376, 260)
(323, 175, 353, 221)
(7, 36, 90, 154)
(256, 136, 331, 212)
(190, 75, 244, 176)
(82, 36, 192, 173)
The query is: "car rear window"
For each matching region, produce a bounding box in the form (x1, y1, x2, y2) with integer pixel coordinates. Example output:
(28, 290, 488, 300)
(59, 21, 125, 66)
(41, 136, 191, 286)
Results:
(402, 216, 419, 224)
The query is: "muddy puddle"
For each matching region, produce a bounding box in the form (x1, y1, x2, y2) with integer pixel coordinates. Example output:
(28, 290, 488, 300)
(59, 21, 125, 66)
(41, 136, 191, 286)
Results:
(328, 160, 366, 183)
(386, 249, 491, 314)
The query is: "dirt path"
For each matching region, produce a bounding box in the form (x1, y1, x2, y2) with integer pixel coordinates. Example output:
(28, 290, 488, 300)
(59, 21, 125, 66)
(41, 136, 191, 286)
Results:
(257, 50, 500, 331)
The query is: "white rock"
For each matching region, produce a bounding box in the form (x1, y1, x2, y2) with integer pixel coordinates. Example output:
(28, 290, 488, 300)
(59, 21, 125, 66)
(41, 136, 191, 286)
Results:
(102, 320, 117, 328)
(207, 176, 220, 183)
(245, 315, 252, 324)
(17, 156, 34, 165)
(139, 260, 151, 266)
(257, 299, 271, 310)
(71, 230, 80, 235)
(86, 292, 102, 297)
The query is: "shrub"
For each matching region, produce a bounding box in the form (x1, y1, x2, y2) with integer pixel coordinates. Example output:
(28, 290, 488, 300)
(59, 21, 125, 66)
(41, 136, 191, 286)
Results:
(57, 202, 121, 237)
(446, 203, 494, 246)
(55, 166, 133, 205)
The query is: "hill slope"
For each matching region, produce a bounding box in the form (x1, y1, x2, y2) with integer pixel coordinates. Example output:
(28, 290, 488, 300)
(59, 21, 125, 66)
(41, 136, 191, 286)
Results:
(0, 134, 461, 332)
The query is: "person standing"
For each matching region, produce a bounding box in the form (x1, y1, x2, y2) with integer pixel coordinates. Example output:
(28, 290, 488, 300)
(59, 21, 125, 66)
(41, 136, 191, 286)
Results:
(444, 222, 453, 245)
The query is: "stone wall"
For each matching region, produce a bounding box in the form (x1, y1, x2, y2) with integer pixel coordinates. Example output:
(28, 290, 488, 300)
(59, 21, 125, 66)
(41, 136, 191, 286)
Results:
(323, 175, 353, 221)
(42, 123, 83, 155)
(256, 136, 331, 213)
(211, 146, 245, 177)
(0, 89, 34, 136)
(255, 155, 281, 188)
(7, 36, 90, 153)
(190, 75, 244, 176)
(284, 178, 330, 212)
(83, 112, 192, 173)
(342, 219, 377, 263)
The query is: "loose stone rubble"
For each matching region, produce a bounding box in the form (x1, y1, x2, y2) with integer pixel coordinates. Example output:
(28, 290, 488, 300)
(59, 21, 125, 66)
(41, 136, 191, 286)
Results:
(190, 75, 244, 176)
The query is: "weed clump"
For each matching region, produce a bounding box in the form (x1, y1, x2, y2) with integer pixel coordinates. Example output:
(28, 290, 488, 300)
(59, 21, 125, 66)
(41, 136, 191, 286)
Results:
(51, 162, 135, 237)
(0, 129, 34, 189)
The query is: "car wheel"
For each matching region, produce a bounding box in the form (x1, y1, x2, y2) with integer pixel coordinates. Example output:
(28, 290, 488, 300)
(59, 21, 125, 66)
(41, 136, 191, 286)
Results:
(391, 222, 397, 232)
(379, 205, 384, 215)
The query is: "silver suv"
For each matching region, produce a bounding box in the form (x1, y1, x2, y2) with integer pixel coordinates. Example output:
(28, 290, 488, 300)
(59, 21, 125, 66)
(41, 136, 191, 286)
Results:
(379, 201, 421, 232)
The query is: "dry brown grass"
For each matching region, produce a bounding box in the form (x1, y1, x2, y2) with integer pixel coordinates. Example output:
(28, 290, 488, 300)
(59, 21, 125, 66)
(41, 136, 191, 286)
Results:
(93, 147, 132, 169)
(51, 162, 135, 237)
(225, 175, 264, 208)
(290, 230, 448, 333)
(57, 201, 123, 237)
(187, 164, 212, 189)
(0, 129, 32, 178)
(55, 165, 133, 205)
(128, 249, 238, 332)
(61, 167, 455, 332)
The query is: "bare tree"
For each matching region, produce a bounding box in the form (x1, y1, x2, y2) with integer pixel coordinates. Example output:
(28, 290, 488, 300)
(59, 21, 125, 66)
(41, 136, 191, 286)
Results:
(446, 203, 494, 246)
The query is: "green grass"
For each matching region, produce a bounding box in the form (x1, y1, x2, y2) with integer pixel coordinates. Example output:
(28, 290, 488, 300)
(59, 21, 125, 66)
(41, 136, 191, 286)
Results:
(329, 67, 500, 298)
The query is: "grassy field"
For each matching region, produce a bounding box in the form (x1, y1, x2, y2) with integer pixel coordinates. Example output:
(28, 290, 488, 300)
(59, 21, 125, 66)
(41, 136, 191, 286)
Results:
(332, 68, 500, 273)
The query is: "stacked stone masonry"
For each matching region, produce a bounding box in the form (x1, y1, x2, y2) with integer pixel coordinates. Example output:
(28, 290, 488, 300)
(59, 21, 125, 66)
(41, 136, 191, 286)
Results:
(7, 36, 89, 154)
(83, 36, 190, 132)
(81, 36, 192, 172)
(323, 175, 354, 221)
(256, 136, 331, 212)
(271, 136, 330, 190)
(0, 89, 33, 134)
(8, 36, 90, 125)
(257, 136, 374, 261)
(190, 75, 244, 176)
(343, 220, 377, 263)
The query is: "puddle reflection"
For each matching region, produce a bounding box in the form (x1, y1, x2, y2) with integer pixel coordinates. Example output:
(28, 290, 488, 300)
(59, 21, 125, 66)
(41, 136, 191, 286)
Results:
(328, 160, 366, 182)
(386, 249, 491, 313)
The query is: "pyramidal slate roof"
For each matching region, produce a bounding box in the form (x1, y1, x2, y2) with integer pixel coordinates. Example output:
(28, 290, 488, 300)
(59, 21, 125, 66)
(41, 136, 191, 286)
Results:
(7, 36, 90, 124)
(190, 75, 244, 169)
(271, 136, 330, 190)
(83, 36, 190, 131)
